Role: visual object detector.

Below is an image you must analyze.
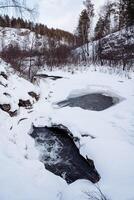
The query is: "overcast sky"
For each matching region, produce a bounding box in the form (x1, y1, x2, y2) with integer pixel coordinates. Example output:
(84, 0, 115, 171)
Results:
(29, 0, 106, 33)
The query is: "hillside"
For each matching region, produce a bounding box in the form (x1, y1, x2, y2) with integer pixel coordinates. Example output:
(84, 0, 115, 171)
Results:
(76, 26, 134, 69)
(0, 25, 134, 74)
(96, 26, 134, 67)
(0, 26, 77, 78)
(0, 26, 75, 51)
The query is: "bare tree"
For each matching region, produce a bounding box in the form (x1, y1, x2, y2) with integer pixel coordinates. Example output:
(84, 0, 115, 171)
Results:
(83, 0, 94, 54)
(28, 32, 37, 81)
(0, 0, 37, 18)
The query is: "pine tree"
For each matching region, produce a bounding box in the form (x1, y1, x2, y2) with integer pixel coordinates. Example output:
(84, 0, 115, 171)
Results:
(123, 0, 134, 26)
(11, 17, 17, 27)
(4, 15, 10, 27)
(0, 15, 6, 27)
(83, 0, 94, 40)
(119, 0, 127, 28)
(95, 1, 118, 38)
(77, 9, 89, 45)
(119, 0, 134, 28)
(126, 0, 134, 26)
(83, 0, 94, 18)
(94, 17, 105, 39)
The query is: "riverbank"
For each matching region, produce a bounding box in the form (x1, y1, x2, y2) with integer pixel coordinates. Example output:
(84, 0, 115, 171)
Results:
(0, 64, 134, 200)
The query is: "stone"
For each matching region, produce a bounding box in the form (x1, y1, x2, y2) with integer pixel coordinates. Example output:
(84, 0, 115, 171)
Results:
(9, 110, 18, 117)
(28, 91, 40, 101)
(3, 92, 11, 97)
(0, 104, 11, 112)
(0, 72, 8, 80)
(18, 99, 32, 109)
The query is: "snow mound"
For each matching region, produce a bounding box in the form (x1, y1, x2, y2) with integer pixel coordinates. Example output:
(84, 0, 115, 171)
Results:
(0, 59, 40, 113)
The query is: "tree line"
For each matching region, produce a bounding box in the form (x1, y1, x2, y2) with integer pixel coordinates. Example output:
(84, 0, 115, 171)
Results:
(0, 0, 134, 74)
(76, 0, 134, 69)
(0, 14, 80, 79)
(94, 0, 134, 40)
(0, 15, 79, 80)
(77, 0, 134, 43)
(0, 15, 77, 47)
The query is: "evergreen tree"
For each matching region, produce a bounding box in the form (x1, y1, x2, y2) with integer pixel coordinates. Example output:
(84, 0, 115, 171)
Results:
(0, 14, 77, 47)
(83, 0, 94, 20)
(126, 0, 134, 26)
(77, 9, 89, 45)
(119, 0, 127, 28)
(95, 1, 118, 39)
(11, 17, 17, 27)
(94, 17, 105, 39)
(0, 15, 6, 27)
(122, 0, 134, 26)
(83, 0, 94, 40)
(119, 0, 134, 27)
(4, 15, 10, 27)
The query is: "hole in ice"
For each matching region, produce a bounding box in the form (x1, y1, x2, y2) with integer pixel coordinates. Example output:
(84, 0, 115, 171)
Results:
(57, 93, 119, 111)
(30, 124, 100, 184)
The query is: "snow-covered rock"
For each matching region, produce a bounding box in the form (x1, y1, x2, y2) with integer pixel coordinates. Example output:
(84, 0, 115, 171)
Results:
(0, 59, 40, 114)
(0, 27, 70, 52)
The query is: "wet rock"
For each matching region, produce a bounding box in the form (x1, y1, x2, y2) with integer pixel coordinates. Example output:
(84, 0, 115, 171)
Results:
(18, 99, 32, 109)
(0, 81, 8, 87)
(0, 72, 8, 80)
(30, 124, 100, 184)
(28, 91, 40, 101)
(3, 92, 11, 97)
(0, 104, 11, 112)
(0, 104, 17, 117)
(9, 110, 18, 117)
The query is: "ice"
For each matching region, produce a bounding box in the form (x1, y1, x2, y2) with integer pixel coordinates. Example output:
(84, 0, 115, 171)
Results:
(0, 58, 134, 199)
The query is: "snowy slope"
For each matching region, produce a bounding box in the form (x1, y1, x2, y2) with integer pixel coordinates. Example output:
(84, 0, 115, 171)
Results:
(76, 26, 134, 65)
(0, 27, 69, 52)
(0, 59, 40, 111)
(0, 59, 67, 200)
(0, 60, 134, 200)
(0, 27, 44, 51)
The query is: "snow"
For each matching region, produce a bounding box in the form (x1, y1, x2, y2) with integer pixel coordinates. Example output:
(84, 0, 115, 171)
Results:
(0, 60, 134, 200)
(0, 27, 70, 52)
(76, 25, 134, 66)
(0, 59, 40, 111)
(0, 27, 46, 51)
(43, 68, 134, 199)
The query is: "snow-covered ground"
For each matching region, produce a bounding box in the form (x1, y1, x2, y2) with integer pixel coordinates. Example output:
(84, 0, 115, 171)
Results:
(0, 61, 134, 200)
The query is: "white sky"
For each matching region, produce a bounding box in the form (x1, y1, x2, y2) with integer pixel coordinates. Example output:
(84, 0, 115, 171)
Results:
(29, 0, 106, 33)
